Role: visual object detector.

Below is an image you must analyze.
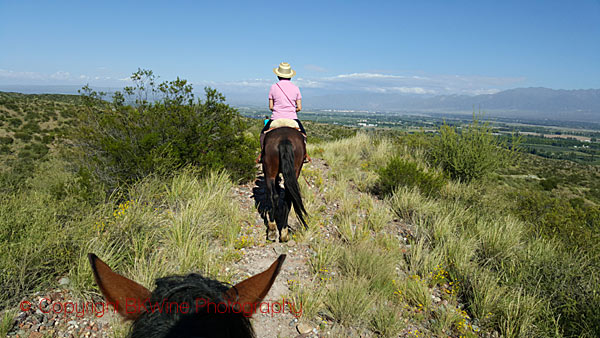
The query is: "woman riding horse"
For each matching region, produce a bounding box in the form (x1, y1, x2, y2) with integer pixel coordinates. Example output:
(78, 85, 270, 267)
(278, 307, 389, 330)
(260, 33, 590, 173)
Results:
(257, 62, 310, 164)
(258, 62, 309, 242)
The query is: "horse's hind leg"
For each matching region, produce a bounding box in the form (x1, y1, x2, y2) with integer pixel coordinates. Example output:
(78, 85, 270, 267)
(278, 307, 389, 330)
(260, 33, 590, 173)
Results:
(265, 176, 278, 241)
(280, 197, 292, 242)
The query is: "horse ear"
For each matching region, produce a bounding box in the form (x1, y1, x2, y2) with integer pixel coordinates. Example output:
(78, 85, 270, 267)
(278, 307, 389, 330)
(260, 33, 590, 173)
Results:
(225, 255, 286, 316)
(88, 253, 151, 321)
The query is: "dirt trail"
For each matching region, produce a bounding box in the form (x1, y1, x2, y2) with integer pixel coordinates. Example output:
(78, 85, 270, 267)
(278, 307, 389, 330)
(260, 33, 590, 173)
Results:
(229, 159, 331, 338)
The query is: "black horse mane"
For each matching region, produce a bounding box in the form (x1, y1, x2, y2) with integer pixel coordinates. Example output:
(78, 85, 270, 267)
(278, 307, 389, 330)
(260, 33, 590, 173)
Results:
(129, 273, 255, 338)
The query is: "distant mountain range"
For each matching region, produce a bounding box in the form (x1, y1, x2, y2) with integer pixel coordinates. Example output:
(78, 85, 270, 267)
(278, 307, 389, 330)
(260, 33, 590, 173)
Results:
(1, 85, 599, 123)
(302, 87, 600, 122)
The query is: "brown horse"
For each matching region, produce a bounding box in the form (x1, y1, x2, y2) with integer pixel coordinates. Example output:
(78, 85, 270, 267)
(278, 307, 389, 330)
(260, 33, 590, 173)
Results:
(262, 127, 308, 242)
(88, 253, 285, 337)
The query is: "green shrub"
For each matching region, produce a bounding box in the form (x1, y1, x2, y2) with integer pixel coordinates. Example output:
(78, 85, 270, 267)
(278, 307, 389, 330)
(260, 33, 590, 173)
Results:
(539, 177, 559, 191)
(73, 69, 257, 188)
(8, 117, 22, 128)
(13, 131, 31, 141)
(430, 116, 516, 182)
(21, 121, 41, 133)
(41, 134, 54, 144)
(511, 189, 600, 253)
(0, 158, 98, 308)
(0, 136, 13, 145)
(377, 156, 446, 196)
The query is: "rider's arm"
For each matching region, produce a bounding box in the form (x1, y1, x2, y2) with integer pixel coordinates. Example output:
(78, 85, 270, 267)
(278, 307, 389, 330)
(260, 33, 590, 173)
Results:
(296, 99, 302, 112)
(269, 99, 274, 111)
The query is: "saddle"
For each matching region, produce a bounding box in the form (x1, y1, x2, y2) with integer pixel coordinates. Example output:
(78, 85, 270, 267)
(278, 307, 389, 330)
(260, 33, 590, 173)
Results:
(263, 118, 303, 135)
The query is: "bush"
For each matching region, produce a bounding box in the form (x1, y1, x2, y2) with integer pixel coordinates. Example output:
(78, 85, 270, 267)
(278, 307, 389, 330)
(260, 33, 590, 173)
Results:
(73, 69, 257, 188)
(430, 116, 516, 182)
(13, 131, 31, 141)
(511, 189, 600, 253)
(376, 156, 446, 196)
(8, 117, 22, 128)
(539, 177, 559, 191)
(0, 158, 99, 308)
(0, 136, 13, 145)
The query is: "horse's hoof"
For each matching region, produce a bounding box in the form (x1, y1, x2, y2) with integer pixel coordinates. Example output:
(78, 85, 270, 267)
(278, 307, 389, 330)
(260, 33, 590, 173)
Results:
(267, 229, 278, 242)
(267, 221, 278, 241)
(280, 227, 289, 242)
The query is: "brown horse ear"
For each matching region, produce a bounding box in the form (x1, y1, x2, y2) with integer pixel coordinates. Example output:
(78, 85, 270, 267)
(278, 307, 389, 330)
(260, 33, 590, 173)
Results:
(225, 255, 286, 316)
(88, 253, 151, 321)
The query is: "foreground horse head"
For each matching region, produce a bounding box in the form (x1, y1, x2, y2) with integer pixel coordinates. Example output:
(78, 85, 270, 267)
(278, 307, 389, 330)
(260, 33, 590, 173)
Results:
(88, 253, 286, 338)
(262, 127, 308, 242)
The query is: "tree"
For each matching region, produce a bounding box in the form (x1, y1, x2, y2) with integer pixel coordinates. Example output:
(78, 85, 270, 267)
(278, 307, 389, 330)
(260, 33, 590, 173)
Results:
(74, 69, 257, 189)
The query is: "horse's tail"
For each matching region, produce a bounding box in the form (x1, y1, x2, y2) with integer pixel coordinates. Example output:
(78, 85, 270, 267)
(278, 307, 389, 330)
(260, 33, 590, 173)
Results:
(279, 139, 308, 228)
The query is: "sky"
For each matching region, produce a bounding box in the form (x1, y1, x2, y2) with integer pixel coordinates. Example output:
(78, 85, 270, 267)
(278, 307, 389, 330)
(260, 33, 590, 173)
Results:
(1, 0, 599, 99)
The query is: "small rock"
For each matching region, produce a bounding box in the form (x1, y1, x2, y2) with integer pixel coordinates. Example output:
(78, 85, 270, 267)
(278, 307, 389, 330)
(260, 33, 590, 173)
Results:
(58, 277, 70, 286)
(297, 323, 313, 334)
(17, 311, 27, 321)
(273, 245, 286, 255)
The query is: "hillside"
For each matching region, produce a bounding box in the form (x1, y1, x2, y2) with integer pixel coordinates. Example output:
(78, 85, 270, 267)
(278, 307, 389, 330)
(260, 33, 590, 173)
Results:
(0, 92, 84, 188)
(3, 86, 600, 123)
(1, 91, 599, 337)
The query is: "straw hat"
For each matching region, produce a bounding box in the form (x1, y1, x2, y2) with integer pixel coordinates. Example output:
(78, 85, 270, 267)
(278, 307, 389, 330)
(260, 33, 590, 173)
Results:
(273, 62, 296, 78)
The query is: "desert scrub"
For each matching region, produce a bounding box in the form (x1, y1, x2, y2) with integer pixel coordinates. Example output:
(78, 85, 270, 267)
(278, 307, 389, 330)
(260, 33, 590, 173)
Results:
(429, 116, 518, 182)
(0, 309, 17, 337)
(376, 156, 446, 196)
(287, 279, 324, 320)
(325, 277, 373, 326)
(370, 301, 405, 337)
(0, 158, 99, 308)
(73, 70, 257, 190)
(69, 170, 244, 298)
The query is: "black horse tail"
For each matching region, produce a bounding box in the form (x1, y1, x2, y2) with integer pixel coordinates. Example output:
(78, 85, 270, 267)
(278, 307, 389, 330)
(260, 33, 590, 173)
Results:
(279, 139, 308, 228)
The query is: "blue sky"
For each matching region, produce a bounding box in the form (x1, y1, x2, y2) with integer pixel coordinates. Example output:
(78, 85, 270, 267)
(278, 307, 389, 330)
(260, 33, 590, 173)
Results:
(1, 0, 599, 97)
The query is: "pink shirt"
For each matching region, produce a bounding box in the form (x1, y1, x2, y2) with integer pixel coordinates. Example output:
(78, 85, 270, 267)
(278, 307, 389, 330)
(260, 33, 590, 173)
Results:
(268, 80, 302, 120)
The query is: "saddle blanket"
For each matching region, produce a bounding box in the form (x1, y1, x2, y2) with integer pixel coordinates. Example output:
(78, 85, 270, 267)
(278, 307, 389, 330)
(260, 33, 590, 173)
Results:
(264, 118, 301, 133)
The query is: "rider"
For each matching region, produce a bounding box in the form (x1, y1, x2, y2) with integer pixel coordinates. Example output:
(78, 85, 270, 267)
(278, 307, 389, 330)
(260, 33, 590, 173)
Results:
(256, 62, 310, 164)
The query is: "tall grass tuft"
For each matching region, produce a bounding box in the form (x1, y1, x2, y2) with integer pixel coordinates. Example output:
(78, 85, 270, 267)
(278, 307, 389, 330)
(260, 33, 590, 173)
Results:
(325, 278, 373, 326)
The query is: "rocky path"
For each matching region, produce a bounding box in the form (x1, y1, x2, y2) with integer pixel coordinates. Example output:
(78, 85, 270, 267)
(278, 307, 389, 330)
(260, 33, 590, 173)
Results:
(229, 159, 332, 338)
(8, 288, 115, 337)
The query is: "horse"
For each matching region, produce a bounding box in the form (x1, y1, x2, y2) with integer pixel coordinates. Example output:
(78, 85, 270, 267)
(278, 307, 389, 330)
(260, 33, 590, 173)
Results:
(88, 253, 285, 338)
(261, 126, 308, 242)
